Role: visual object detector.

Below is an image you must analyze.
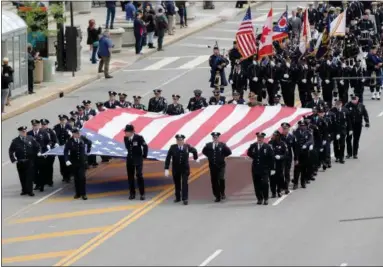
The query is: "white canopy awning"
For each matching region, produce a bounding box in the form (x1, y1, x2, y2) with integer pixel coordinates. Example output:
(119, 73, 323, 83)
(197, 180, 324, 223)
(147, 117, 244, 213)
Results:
(1, 10, 27, 40)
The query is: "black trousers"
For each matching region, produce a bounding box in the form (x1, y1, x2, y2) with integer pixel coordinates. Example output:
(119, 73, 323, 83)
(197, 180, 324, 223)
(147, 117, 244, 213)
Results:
(333, 133, 346, 160)
(209, 165, 226, 199)
(324, 141, 332, 166)
(281, 83, 295, 107)
(34, 157, 48, 188)
(87, 155, 97, 165)
(284, 158, 292, 189)
(71, 164, 87, 196)
(338, 85, 349, 104)
(173, 168, 190, 201)
(252, 172, 269, 201)
(346, 124, 362, 156)
(266, 83, 276, 105)
(16, 160, 34, 194)
(46, 156, 55, 185)
(126, 162, 145, 196)
(157, 33, 164, 50)
(322, 83, 334, 107)
(28, 69, 34, 93)
(293, 155, 309, 186)
(58, 155, 71, 181)
(270, 166, 284, 195)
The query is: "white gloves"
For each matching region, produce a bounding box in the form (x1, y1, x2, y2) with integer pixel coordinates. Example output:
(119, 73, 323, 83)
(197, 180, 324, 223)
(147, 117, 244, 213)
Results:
(55, 143, 59, 148)
(309, 145, 313, 151)
(37, 152, 42, 157)
(349, 131, 353, 136)
(164, 169, 169, 177)
(66, 161, 72, 166)
(68, 130, 73, 137)
(195, 158, 200, 163)
(47, 145, 51, 150)
(336, 134, 340, 140)
(302, 145, 307, 149)
(322, 140, 327, 145)
(340, 80, 344, 85)
(229, 80, 233, 84)
(362, 79, 365, 82)
(325, 79, 330, 84)
(275, 155, 281, 160)
(286, 63, 290, 68)
(320, 148, 324, 152)
(270, 61, 275, 67)
(270, 170, 276, 175)
(283, 74, 289, 79)
(232, 100, 237, 104)
(252, 77, 258, 82)
(88, 115, 93, 120)
(302, 79, 307, 83)
(268, 78, 274, 84)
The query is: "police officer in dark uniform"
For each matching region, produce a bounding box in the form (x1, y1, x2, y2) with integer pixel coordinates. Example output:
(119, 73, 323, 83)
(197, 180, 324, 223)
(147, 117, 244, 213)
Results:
(228, 61, 247, 98)
(268, 130, 287, 198)
(279, 60, 295, 107)
(118, 93, 132, 108)
(323, 102, 335, 168)
(53, 115, 73, 182)
(228, 91, 246, 104)
(124, 124, 148, 200)
(164, 134, 199, 205)
(187, 89, 208, 111)
(27, 119, 51, 191)
(344, 95, 370, 159)
(148, 89, 167, 113)
(41, 119, 58, 186)
(132, 96, 147, 110)
(63, 128, 92, 200)
(293, 120, 313, 189)
(331, 100, 351, 164)
(202, 132, 232, 202)
(77, 105, 86, 124)
(280, 122, 294, 194)
(166, 94, 184, 115)
(247, 132, 275, 205)
(9, 126, 41, 196)
(83, 100, 97, 120)
(69, 111, 83, 129)
(247, 56, 264, 102)
(228, 41, 241, 76)
(104, 91, 119, 109)
(305, 91, 325, 109)
(209, 89, 226, 105)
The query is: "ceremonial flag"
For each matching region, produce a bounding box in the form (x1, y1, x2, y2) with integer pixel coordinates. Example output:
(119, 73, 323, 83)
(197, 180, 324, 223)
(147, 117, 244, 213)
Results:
(272, 9, 289, 41)
(299, 9, 312, 54)
(235, 7, 258, 59)
(315, 29, 330, 59)
(44, 106, 312, 160)
(330, 9, 346, 37)
(258, 8, 274, 60)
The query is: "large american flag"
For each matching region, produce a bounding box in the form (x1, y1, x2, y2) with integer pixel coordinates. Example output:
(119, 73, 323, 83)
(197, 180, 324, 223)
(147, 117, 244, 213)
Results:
(44, 106, 311, 161)
(235, 7, 257, 59)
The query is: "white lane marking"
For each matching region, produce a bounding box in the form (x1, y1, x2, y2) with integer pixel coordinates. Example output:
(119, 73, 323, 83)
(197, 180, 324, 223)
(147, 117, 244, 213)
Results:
(149, 55, 210, 59)
(32, 188, 63, 205)
(194, 36, 234, 41)
(340, 263, 348, 266)
(272, 191, 294, 206)
(179, 55, 210, 69)
(143, 57, 180, 70)
(199, 249, 223, 266)
(2, 160, 11, 166)
(123, 66, 210, 72)
(378, 111, 383, 117)
(256, 8, 286, 11)
(210, 28, 237, 33)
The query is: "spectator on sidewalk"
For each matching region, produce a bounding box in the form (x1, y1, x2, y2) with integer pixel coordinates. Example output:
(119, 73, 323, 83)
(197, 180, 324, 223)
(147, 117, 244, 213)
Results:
(134, 11, 146, 55)
(98, 31, 113, 79)
(155, 8, 168, 51)
(144, 7, 156, 49)
(27, 44, 35, 94)
(1, 58, 13, 113)
(105, 1, 116, 29)
(2, 57, 13, 108)
(120, 1, 127, 11)
(125, 1, 136, 21)
(87, 19, 102, 64)
(165, 1, 176, 35)
(176, 1, 186, 28)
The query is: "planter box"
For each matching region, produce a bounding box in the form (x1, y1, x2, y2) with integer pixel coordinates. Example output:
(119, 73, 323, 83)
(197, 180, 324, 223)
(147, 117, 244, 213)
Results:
(108, 28, 125, 53)
(72, 1, 91, 14)
(112, 22, 135, 47)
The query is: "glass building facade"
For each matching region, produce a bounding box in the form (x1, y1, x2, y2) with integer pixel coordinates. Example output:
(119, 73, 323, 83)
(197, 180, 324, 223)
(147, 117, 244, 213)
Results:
(1, 11, 28, 91)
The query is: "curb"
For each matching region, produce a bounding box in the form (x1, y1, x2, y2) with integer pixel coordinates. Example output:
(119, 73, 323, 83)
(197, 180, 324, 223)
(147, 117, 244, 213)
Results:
(2, 2, 262, 122)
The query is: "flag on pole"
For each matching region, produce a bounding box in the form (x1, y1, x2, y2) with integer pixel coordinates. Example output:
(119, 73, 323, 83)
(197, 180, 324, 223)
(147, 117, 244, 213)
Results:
(258, 8, 274, 60)
(299, 9, 312, 54)
(235, 7, 258, 59)
(272, 9, 289, 41)
(330, 9, 346, 37)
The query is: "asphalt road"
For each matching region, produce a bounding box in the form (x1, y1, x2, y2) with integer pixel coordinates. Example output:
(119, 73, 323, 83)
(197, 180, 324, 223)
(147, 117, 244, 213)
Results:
(2, 1, 383, 266)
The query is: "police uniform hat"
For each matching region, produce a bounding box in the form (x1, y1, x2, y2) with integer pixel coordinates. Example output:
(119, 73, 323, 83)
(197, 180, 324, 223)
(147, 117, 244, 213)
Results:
(233, 91, 240, 96)
(18, 126, 27, 131)
(350, 94, 358, 100)
(71, 127, 80, 134)
(124, 124, 135, 132)
(298, 120, 307, 126)
(256, 132, 266, 138)
(76, 105, 85, 110)
(40, 119, 50, 125)
(281, 122, 291, 128)
(274, 94, 281, 99)
(96, 102, 104, 107)
(118, 93, 127, 98)
(153, 89, 162, 93)
(213, 45, 219, 50)
(233, 40, 237, 44)
(194, 89, 202, 95)
(31, 119, 40, 125)
(175, 134, 186, 140)
(108, 91, 117, 96)
(133, 95, 142, 100)
(69, 117, 76, 122)
(273, 130, 281, 136)
(82, 100, 91, 105)
(172, 94, 180, 99)
(58, 114, 69, 120)
(211, 132, 221, 138)
(70, 110, 79, 116)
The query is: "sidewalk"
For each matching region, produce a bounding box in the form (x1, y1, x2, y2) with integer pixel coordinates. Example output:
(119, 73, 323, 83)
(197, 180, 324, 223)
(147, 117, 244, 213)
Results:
(2, 2, 261, 121)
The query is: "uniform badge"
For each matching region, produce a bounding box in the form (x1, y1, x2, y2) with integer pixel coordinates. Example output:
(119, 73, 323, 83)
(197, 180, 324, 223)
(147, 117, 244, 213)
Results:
(264, 149, 267, 154)
(191, 102, 194, 105)
(349, 107, 352, 110)
(133, 142, 138, 146)
(29, 142, 31, 145)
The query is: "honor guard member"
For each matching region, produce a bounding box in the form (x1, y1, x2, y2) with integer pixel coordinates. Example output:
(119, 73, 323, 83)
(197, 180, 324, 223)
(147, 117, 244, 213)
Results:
(292, 120, 313, 189)
(187, 89, 208, 111)
(69, 111, 83, 128)
(305, 91, 325, 109)
(279, 59, 295, 107)
(268, 130, 287, 198)
(124, 124, 148, 200)
(41, 119, 58, 186)
(323, 103, 335, 168)
(331, 100, 351, 164)
(148, 89, 167, 113)
(228, 61, 247, 98)
(350, 60, 366, 103)
(63, 128, 92, 200)
(118, 93, 132, 108)
(164, 134, 199, 205)
(76, 105, 86, 126)
(247, 132, 275, 205)
(132, 96, 147, 110)
(68, 117, 77, 128)
(53, 115, 73, 182)
(83, 100, 97, 120)
(202, 132, 232, 202)
(96, 102, 107, 112)
(27, 119, 51, 191)
(9, 126, 41, 196)
(104, 91, 119, 109)
(228, 41, 241, 76)
(344, 95, 370, 159)
(166, 94, 184, 115)
(247, 56, 264, 102)
(228, 91, 246, 104)
(209, 44, 229, 93)
(209, 89, 226, 105)
(316, 107, 331, 171)
(280, 123, 294, 194)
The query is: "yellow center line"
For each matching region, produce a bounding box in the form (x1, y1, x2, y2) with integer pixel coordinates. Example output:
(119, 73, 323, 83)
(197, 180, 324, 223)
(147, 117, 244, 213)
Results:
(2, 250, 75, 264)
(54, 163, 210, 266)
(9, 204, 143, 224)
(2, 226, 112, 244)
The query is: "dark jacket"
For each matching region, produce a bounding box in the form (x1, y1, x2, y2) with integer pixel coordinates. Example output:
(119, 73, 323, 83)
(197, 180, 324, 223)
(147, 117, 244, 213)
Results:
(9, 135, 40, 163)
(134, 18, 145, 36)
(27, 129, 51, 153)
(202, 142, 232, 167)
(124, 134, 148, 165)
(1, 64, 14, 89)
(87, 27, 102, 45)
(164, 144, 198, 170)
(63, 136, 92, 165)
(247, 142, 275, 175)
(144, 10, 156, 32)
(53, 123, 73, 146)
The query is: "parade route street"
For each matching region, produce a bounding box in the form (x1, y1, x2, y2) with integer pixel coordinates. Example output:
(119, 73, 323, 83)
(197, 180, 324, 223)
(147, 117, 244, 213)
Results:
(2, 2, 383, 266)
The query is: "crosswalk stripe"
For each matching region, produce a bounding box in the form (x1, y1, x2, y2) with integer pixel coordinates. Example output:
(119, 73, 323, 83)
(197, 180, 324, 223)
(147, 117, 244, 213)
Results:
(143, 57, 180, 70)
(253, 11, 281, 22)
(194, 36, 234, 41)
(225, 12, 281, 24)
(179, 55, 210, 69)
(210, 28, 238, 33)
